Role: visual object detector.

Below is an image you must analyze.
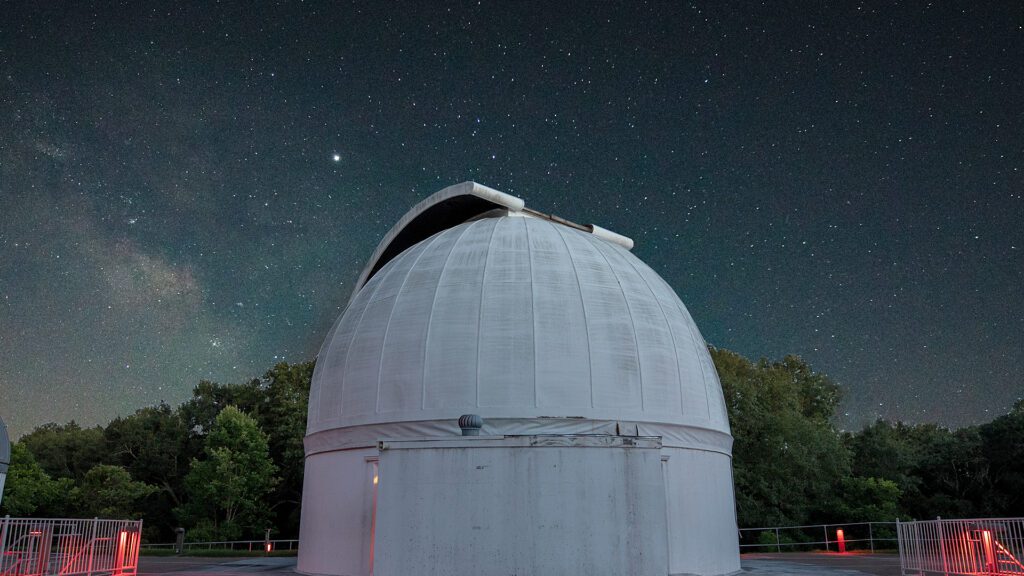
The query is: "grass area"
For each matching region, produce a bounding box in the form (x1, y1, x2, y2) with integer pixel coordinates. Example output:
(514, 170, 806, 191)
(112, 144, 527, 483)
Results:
(140, 548, 298, 557)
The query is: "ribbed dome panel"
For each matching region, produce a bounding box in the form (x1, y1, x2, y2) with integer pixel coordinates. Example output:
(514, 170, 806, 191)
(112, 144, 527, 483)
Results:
(308, 216, 729, 435)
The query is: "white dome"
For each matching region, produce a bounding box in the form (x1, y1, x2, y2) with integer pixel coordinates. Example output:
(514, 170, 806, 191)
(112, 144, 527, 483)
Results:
(299, 185, 740, 576)
(307, 214, 728, 437)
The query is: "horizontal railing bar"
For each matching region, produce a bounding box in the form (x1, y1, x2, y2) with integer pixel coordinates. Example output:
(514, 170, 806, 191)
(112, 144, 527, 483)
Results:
(740, 537, 898, 545)
(740, 521, 897, 531)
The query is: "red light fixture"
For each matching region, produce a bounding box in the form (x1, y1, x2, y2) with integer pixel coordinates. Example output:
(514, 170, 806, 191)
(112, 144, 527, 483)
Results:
(836, 529, 846, 554)
(981, 530, 997, 574)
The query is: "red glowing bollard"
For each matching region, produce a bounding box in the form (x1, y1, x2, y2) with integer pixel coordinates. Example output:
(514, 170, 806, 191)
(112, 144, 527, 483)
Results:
(836, 529, 846, 554)
(115, 531, 128, 576)
(981, 530, 996, 574)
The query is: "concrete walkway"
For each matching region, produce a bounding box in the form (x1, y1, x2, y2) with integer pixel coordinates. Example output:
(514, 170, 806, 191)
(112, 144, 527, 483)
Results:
(742, 552, 901, 576)
(138, 552, 902, 576)
(138, 557, 298, 576)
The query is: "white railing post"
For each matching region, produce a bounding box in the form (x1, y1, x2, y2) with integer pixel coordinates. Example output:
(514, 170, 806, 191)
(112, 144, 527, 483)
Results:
(86, 517, 98, 576)
(0, 515, 9, 571)
(896, 519, 905, 575)
(937, 517, 949, 575)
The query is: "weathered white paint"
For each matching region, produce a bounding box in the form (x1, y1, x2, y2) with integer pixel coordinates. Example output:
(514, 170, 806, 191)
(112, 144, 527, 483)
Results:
(374, 435, 668, 576)
(308, 215, 729, 436)
(297, 447, 378, 576)
(299, 184, 740, 576)
(663, 448, 741, 576)
(303, 418, 732, 456)
(348, 182, 524, 302)
(588, 223, 635, 250)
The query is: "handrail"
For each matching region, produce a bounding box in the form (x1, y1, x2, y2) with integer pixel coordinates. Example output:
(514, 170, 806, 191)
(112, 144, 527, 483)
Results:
(898, 517, 1024, 575)
(0, 517, 142, 576)
(739, 521, 899, 553)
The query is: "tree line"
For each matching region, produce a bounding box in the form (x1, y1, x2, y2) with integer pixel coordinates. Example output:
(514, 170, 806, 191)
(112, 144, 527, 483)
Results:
(2, 362, 312, 543)
(714, 348, 1024, 527)
(2, 350, 1022, 543)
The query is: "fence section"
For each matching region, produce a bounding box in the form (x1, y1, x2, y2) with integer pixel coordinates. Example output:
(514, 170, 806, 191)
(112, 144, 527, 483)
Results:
(898, 518, 1024, 576)
(0, 517, 142, 576)
(140, 539, 299, 553)
(739, 521, 898, 553)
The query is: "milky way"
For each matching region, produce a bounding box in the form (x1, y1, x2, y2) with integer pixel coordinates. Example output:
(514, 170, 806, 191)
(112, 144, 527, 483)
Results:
(1, 2, 1021, 437)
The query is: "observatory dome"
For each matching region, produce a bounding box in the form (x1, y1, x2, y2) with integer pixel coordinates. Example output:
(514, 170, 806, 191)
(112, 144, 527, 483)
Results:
(307, 214, 729, 446)
(299, 183, 740, 576)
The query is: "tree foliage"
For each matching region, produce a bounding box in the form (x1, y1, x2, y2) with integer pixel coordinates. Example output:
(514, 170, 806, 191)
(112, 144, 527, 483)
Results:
(73, 465, 157, 519)
(9, 361, 310, 541)
(19, 422, 107, 481)
(979, 401, 1024, 516)
(714, 349, 852, 526)
(179, 406, 279, 540)
(0, 443, 73, 517)
(7, 351, 1024, 543)
(104, 403, 192, 540)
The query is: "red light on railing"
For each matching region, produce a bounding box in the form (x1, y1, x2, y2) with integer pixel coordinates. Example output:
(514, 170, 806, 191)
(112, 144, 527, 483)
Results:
(265, 542, 273, 553)
(836, 529, 846, 554)
(980, 529, 997, 574)
(115, 530, 129, 576)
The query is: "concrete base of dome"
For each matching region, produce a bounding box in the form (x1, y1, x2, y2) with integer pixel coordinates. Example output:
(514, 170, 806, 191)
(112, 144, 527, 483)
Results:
(375, 435, 667, 576)
(297, 433, 739, 576)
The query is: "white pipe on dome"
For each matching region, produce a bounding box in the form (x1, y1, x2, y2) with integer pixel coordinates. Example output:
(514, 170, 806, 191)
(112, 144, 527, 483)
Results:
(588, 224, 635, 250)
(470, 182, 525, 212)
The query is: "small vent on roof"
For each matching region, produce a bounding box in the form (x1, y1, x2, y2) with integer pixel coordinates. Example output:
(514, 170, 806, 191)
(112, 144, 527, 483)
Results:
(458, 414, 484, 436)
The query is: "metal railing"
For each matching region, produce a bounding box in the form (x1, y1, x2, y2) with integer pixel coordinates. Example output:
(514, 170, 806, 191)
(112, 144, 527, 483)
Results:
(898, 517, 1024, 576)
(140, 539, 299, 553)
(0, 517, 142, 576)
(739, 521, 899, 553)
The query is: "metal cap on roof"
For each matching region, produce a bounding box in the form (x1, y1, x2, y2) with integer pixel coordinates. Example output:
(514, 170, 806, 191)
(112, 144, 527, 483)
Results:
(348, 182, 634, 303)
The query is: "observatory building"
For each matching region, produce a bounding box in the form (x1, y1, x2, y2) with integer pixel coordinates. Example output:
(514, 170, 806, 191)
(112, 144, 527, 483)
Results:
(298, 183, 740, 576)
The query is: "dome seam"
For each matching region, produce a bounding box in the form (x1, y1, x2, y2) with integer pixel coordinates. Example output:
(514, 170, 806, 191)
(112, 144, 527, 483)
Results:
(551, 224, 594, 409)
(613, 248, 686, 418)
(374, 228, 447, 415)
(589, 237, 645, 412)
(332, 240, 423, 423)
(313, 215, 728, 434)
(647, 270, 719, 424)
(310, 298, 352, 425)
(421, 220, 483, 410)
(676, 298, 714, 422)
(524, 217, 537, 408)
(475, 218, 502, 408)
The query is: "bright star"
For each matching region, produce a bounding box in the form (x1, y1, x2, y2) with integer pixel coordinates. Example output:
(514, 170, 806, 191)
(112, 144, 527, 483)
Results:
(332, 153, 341, 162)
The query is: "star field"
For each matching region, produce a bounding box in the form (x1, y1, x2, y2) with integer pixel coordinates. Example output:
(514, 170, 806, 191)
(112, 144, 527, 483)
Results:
(0, 2, 1021, 437)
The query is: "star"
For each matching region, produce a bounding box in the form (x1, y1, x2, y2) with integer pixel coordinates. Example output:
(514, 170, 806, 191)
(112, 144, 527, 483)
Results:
(332, 153, 341, 162)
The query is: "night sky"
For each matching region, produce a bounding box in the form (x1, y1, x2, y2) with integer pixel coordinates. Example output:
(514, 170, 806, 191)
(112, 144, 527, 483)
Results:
(1, 2, 1021, 438)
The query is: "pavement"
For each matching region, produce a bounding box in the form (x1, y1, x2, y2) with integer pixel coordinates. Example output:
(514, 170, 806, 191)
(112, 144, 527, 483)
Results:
(741, 552, 901, 576)
(138, 551, 903, 576)
(138, 557, 299, 576)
